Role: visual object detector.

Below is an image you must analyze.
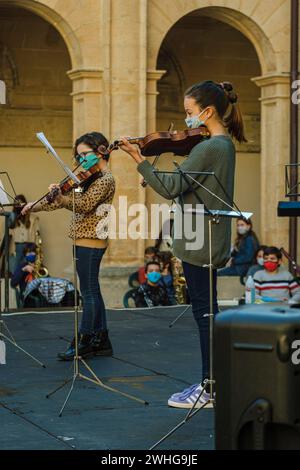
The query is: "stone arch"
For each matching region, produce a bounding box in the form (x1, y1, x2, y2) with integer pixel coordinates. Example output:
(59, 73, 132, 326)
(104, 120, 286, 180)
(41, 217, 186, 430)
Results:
(149, 4, 277, 75)
(0, 0, 83, 69)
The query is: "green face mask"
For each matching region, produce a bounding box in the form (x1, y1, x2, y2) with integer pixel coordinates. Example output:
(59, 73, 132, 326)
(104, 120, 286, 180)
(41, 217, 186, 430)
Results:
(79, 153, 99, 170)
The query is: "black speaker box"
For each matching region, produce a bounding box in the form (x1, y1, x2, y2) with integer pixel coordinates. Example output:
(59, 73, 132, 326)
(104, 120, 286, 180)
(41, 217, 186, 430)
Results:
(214, 305, 300, 449)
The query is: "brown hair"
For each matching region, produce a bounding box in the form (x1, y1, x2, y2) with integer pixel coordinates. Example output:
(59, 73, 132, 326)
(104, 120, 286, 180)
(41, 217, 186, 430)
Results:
(185, 80, 247, 143)
(145, 260, 161, 273)
(74, 131, 109, 161)
(13, 194, 31, 229)
(234, 217, 259, 250)
(264, 246, 282, 261)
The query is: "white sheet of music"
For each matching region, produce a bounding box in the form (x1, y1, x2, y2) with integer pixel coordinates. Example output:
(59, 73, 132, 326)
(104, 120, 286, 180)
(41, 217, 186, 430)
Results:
(0, 340, 6, 365)
(0, 178, 10, 205)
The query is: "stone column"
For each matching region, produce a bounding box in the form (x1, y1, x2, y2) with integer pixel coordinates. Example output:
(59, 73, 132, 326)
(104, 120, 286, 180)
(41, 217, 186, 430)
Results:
(67, 68, 105, 139)
(107, 0, 148, 266)
(146, 69, 166, 132)
(252, 73, 290, 248)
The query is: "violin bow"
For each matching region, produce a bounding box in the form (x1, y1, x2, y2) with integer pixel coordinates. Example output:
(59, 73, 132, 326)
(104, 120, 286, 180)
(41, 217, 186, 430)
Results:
(28, 134, 82, 211)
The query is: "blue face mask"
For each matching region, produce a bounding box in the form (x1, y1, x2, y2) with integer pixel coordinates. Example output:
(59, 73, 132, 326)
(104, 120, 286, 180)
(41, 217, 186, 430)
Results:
(185, 109, 207, 129)
(78, 153, 99, 170)
(147, 271, 162, 284)
(25, 253, 36, 263)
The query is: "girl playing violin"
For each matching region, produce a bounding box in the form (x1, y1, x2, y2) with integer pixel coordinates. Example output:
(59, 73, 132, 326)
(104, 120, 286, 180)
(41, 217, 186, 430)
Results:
(22, 132, 115, 360)
(120, 80, 246, 409)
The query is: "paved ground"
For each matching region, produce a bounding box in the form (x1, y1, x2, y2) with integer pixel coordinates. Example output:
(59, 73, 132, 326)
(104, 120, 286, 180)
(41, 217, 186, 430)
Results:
(0, 306, 214, 450)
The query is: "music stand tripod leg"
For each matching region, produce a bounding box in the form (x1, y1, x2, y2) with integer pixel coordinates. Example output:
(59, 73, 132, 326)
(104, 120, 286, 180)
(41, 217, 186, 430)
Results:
(150, 217, 217, 450)
(0, 331, 46, 368)
(47, 187, 148, 416)
(169, 304, 190, 328)
(1, 320, 16, 343)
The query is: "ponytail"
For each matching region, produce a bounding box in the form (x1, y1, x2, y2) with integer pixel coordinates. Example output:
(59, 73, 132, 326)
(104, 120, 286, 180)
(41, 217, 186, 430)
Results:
(185, 80, 247, 143)
(221, 82, 247, 143)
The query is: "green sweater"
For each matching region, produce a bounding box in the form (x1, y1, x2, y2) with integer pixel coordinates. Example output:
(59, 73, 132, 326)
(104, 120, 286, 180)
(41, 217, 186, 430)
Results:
(137, 135, 236, 268)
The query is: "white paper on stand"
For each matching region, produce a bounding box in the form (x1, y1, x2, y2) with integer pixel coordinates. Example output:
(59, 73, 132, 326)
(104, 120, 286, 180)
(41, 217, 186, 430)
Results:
(0, 340, 6, 364)
(0, 179, 10, 205)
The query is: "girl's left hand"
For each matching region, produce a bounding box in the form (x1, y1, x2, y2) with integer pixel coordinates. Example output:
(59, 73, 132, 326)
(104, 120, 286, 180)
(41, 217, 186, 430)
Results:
(118, 137, 144, 164)
(48, 184, 65, 204)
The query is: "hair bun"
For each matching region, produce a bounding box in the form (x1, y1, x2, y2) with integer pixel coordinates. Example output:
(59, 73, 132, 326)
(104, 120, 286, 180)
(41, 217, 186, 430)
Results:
(220, 81, 238, 104)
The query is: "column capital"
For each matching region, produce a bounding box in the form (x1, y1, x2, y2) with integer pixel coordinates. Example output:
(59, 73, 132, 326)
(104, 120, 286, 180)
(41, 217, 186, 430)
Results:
(147, 69, 166, 96)
(147, 69, 166, 81)
(67, 68, 104, 81)
(67, 68, 104, 98)
(252, 73, 290, 102)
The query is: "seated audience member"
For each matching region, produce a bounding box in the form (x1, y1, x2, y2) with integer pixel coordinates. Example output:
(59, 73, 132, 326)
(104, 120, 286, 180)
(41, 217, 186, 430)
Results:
(218, 217, 259, 278)
(158, 251, 176, 305)
(253, 246, 300, 301)
(134, 261, 171, 308)
(246, 245, 267, 279)
(8, 194, 40, 274)
(11, 243, 37, 295)
(155, 219, 174, 252)
(138, 246, 159, 284)
(11, 242, 75, 308)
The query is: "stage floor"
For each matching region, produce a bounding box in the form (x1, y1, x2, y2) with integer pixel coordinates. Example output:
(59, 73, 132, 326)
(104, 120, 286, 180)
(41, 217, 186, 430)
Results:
(0, 306, 214, 450)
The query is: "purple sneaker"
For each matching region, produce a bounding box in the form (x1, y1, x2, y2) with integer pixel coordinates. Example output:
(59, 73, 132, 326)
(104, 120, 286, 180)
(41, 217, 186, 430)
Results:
(169, 383, 199, 400)
(168, 383, 214, 409)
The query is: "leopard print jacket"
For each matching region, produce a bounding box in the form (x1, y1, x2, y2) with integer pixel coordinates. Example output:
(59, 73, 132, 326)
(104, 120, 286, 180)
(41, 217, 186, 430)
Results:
(39, 170, 115, 241)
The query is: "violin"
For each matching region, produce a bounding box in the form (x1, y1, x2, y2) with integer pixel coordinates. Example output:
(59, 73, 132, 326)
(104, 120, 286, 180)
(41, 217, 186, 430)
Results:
(46, 164, 101, 203)
(100, 126, 210, 158)
(28, 163, 102, 211)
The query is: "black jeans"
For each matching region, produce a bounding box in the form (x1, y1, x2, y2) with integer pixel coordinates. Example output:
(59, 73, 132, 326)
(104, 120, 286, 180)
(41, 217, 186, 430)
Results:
(75, 246, 107, 335)
(183, 262, 219, 382)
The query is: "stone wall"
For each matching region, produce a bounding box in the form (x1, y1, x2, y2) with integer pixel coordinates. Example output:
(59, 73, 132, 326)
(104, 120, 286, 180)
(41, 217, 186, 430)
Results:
(0, 0, 296, 275)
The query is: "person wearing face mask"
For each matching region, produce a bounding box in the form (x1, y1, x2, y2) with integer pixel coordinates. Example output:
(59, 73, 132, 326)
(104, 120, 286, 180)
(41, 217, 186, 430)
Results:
(119, 80, 246, 409)
(8, 193, 40, 275)
(253, 246, 299, 301)
(10, 243, 46, 308)
(246, 245, 267, 279)
(11, 243, 38, 294)
(137, 246, 159, 285)
(134, 261, 171, 308)
(21, 132, 116, 360)
(218, 217, 259, 279)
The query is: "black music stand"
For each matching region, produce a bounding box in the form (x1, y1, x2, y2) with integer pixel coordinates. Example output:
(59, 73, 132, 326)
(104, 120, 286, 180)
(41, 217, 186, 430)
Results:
(0, 176, 45, 367)
(147, 162, 252, 449)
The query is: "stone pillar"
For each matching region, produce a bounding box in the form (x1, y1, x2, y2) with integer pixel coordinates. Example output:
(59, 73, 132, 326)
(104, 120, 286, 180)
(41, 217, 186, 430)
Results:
(252, 73, 290, 248)
(146, 69, 166, 132)
(107, 0, 148, 266)
(67, 68, 105, 139)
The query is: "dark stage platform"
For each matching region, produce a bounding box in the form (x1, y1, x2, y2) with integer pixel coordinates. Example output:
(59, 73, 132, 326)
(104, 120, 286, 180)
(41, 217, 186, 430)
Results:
(0, 306, 214, 450)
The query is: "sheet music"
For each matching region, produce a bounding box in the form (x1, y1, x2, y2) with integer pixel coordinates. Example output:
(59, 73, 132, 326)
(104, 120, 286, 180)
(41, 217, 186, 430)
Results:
(36, 132, 80, 184)
(0, 340, 6, 365)
(0, 178, 10, 205)
(170, 206, 253, 219)
(186, 208, 253, 219)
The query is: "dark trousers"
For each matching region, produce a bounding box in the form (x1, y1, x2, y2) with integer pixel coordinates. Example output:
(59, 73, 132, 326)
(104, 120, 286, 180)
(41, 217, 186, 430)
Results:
(183, 262, 219, 382)
(75, 246, 107, 335)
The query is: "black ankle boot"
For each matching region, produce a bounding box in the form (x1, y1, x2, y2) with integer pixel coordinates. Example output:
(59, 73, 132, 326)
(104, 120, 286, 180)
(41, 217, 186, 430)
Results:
(57, 337, 76, 361)
(78, 334, 95, 358)
(57, 334, 94, 361)
(92, 330, 113, 356)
